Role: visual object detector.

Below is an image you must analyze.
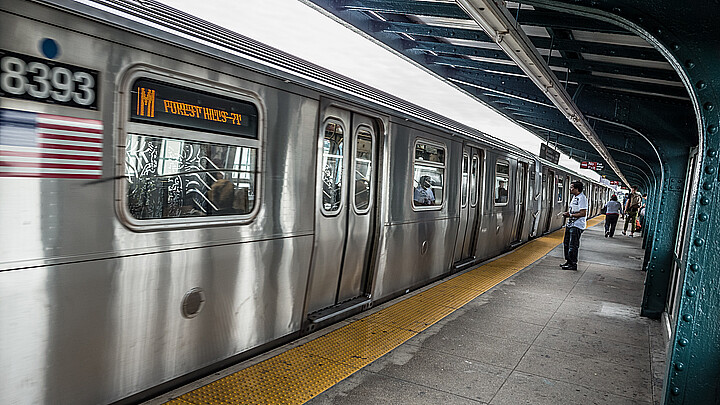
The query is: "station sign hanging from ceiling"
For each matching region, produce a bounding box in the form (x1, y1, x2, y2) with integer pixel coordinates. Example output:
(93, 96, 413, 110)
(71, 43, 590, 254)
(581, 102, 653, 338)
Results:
(539, 143, 560, 164)
(580, 161, 604, 171)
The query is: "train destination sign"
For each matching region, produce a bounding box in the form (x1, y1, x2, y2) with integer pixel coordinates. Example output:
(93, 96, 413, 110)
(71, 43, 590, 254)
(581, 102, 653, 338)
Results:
(130, 78, 258, 138)
(539, 143, 560, 164)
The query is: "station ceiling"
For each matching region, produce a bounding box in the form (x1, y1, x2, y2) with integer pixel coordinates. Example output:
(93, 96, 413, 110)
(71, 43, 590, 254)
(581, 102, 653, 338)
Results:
(302, 0, 701, 188)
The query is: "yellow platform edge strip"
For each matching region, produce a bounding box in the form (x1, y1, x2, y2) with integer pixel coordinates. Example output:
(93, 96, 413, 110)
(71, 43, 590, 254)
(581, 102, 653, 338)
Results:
(166, 216, 605, 405)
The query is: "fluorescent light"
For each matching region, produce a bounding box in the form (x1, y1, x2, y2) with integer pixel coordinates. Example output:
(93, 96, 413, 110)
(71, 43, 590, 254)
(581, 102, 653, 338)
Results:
(456, 0, 630, 187)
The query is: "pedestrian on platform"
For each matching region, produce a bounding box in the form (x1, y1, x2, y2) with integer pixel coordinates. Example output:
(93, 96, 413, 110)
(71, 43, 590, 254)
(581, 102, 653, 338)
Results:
(622, 185, 642, 237)
(560, 180, 588, 271)
(602, 194, 623, 237)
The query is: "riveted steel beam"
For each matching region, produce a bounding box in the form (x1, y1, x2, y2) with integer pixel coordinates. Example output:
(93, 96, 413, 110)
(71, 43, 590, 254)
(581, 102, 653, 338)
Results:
(376, 21, 666, 64)
(405, 39, 511, 60)
(530, 36, 667, 62)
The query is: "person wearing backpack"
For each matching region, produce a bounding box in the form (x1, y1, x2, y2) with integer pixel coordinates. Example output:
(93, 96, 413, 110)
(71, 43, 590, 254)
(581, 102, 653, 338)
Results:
(622, 185, 642, 237)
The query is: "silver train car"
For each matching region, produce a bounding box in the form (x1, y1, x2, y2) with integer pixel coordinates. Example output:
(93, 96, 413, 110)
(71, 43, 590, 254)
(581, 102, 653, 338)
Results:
(0, 0, 612, 403)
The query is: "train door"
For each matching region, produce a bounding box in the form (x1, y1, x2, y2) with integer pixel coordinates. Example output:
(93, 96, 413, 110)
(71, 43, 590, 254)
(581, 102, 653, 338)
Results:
(565, 175, 571, 212)
(306, 106, 378, 322)
(542, 169, 555, 233)
(513, 161, 528, 243)
(454, 146, 483, 266)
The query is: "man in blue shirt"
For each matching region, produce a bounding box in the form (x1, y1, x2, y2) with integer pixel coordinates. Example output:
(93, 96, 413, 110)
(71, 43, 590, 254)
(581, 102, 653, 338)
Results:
(560, 180, 588, 270)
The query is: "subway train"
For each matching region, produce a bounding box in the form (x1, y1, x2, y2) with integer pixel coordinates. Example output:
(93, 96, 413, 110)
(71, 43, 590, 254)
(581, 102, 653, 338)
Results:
(0, 0, 612, 403)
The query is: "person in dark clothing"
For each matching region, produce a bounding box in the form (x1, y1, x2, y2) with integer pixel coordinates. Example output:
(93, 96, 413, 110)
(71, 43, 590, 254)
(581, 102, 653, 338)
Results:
(602, 194, 624, 237)
(560, 181, 588, 271)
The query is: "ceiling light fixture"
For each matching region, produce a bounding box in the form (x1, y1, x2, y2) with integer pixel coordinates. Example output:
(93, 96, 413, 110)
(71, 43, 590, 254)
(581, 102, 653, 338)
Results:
(456, 0, 630, 187)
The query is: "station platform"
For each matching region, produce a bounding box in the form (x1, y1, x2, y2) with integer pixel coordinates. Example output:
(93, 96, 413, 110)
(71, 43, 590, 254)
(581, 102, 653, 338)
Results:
(145, 216, 665, 405)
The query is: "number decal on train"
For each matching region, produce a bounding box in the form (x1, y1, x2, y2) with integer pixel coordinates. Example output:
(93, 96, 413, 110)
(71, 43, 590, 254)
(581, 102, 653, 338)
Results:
(0, 50, 99, 109)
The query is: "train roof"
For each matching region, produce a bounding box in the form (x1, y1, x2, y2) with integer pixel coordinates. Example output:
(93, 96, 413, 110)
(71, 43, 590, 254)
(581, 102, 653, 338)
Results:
(39, 0, 604, 185)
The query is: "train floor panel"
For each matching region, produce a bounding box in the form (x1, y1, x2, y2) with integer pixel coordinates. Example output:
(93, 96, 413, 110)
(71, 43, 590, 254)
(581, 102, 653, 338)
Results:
(144, 217, 664, 405)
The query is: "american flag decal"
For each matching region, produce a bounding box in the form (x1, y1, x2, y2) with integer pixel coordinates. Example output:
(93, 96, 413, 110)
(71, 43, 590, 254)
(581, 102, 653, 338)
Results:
(0, 108, 103, 179)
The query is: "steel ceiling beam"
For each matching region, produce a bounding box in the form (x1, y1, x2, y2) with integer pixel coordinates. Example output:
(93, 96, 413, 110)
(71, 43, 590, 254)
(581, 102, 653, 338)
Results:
(431, 54, 683, 99)
(455, 0, 630, 187)
(376, 20, 666, 62)
(529, 36, 667, 61)
(345, 1, 628, 34)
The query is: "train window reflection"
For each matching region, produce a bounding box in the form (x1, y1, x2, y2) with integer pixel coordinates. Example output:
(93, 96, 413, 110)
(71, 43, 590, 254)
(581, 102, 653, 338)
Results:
(354, 127, 373, 212)
(413, 140, 445, 208)
(461, 154, 469, 207)
(557, 176, 564, 202)
(495, 161, 509, 205)
(470, 155, 479, 207)
(322, 121, 344, 213)
(125, 134, 256, 219)
(415, 142, 445, 164)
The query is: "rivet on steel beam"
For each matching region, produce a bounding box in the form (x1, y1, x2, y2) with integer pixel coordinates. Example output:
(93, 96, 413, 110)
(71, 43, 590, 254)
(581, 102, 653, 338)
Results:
(694, 238, 705, 247)
(675, 362, 685, 371)
(708, 148, 718, 157)
(682, 314, 693, 322)
(698, 212, 709, 222)
(705, 166, 716, 175)
(686, 289, 696, 297)
(704, 102, 715, 111)
(678, 338, 689, 346)
(690, 264, 699, 272)
(700, 197, 710, 205)
(685, 60, 695, 69)
(671, 387, 681, 396)
(703, 182, 713, 190)
(709, 125, 718, 135)
(696, 81, 707, 90)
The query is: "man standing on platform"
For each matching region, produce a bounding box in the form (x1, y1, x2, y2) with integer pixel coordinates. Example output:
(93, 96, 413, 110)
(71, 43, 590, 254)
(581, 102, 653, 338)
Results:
(560, 180, 588, 271)
(622, 185, 643, 237)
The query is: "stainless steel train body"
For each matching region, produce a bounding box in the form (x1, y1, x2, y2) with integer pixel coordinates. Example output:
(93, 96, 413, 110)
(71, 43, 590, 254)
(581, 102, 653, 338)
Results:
(0, 1, 612, 403)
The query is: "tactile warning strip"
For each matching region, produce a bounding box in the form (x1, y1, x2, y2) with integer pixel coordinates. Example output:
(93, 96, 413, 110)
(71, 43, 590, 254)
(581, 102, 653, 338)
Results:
(164, 216, 606, 404)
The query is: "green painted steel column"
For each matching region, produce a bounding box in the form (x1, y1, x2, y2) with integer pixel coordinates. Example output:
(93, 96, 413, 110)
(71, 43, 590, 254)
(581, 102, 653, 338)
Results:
(664, 104, 720, 403)
(641, 178, 659, 254)
(644, 8, 720, 405)
(640, 151, 687, 319)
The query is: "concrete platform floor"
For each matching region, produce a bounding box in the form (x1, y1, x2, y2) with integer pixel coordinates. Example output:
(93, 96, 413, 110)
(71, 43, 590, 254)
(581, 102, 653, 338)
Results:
(308, 221, 666, 405)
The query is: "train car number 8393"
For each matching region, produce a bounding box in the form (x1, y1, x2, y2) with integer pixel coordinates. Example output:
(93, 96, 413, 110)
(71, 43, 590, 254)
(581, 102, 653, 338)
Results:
(0, 50, 99, 109)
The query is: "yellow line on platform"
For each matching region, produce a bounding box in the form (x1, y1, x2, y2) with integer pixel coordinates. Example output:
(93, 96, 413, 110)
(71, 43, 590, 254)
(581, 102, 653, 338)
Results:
(165, 216, 605, 405)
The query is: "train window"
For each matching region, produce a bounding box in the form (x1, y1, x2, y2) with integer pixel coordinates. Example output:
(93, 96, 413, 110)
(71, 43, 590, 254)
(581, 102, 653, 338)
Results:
(126, 136, 257, 219)
(413, 140, 445, 208)
(494, 160, 509, 205)
(123, 75, 261, 226)
(557, 176, 564, 202)
(470, 155, 479, 207)
(461, 154, 469, 207)
(353, 126, 373, 213)
(322, 121, 345, 214)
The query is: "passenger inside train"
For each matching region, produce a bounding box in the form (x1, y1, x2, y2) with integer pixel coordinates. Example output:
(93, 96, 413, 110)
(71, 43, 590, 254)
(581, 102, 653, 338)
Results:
(495, 179, 508, 204)
(413, 175, 436, 206)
